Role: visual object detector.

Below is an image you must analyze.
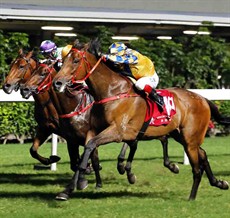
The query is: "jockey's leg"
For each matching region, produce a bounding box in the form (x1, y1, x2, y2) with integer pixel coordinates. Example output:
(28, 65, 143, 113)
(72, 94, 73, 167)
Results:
(147, 88, 164, 110)
(135, 74, 164, 111)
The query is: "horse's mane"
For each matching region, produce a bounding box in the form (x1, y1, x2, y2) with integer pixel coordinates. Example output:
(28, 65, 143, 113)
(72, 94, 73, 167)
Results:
(87, 38, 101, 59)
(86, 38, 142, 95)
(87, 38, 123, 73)
(72, 39, 85, 50)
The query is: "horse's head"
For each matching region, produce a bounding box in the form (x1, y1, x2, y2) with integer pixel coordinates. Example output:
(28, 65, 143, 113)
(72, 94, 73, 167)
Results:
(21, 61, 56, 99)
(53, 39, 101, 92)
(3, 49, 37, 94)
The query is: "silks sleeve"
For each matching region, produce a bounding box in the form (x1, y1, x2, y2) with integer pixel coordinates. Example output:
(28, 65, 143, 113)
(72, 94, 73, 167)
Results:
(104, 54, 138, 64)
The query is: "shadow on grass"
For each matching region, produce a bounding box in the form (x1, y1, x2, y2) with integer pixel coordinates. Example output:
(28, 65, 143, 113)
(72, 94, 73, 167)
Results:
(0, 172, 101, 186)
(0, 188, 178, 201)
(0, 170, 132, 188)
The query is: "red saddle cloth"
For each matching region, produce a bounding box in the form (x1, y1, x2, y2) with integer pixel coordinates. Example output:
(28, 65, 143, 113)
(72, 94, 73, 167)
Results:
(145, 90, 176, 126)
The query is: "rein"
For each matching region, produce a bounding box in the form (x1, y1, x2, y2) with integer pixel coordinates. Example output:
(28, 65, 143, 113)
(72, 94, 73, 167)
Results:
(70, 48, 140, 105)
(60, 101, 94, 118)
(94, 93, 139, 104)
(60, 87, 94, 118)
(71, 48, 102, 84)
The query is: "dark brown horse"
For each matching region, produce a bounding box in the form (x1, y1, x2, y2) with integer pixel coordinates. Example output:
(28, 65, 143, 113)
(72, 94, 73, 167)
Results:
(53, 39, 229, 200)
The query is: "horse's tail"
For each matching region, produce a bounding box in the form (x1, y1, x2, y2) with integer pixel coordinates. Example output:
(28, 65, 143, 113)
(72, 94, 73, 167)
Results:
(206, 99, 230, 125)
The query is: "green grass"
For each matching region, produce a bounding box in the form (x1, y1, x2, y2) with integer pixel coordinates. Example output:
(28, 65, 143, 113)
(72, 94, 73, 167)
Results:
(0, 136, 230, 218)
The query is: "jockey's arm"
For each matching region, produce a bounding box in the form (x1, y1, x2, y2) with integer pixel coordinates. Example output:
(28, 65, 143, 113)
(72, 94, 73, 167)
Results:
(104, 54, 138, 65)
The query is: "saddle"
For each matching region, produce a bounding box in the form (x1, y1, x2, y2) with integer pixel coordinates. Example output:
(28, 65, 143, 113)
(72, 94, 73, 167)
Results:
(145, 90, 176, 126)
(126, 76, 176, 126)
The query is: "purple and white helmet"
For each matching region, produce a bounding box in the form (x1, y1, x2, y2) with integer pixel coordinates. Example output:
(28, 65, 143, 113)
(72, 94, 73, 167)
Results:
(40, 40, 57, 53)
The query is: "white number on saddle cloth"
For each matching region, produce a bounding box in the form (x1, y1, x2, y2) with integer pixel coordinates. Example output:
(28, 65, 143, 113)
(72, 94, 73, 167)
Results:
(163, 96, 175, 116)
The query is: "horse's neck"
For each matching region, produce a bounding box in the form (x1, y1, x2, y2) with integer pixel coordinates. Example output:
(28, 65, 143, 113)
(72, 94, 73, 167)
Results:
(49, 87, 83, 115)
(87, 62, 134, 100)
(33, 92, 59, 122)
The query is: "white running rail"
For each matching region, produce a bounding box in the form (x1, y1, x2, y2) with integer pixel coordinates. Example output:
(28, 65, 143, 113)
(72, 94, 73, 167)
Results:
(1, 89, 230, 168)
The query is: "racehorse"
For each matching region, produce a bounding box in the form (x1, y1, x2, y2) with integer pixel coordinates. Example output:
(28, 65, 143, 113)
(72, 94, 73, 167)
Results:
(53, 39, 229, 200)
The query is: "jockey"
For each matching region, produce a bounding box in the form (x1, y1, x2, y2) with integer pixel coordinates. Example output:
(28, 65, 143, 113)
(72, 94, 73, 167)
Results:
(103, 42, 164, 110)
(39, 40, 72, 70)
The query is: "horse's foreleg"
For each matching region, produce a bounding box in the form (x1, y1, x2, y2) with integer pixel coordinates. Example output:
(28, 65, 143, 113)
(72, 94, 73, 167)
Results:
(66, 141, 80, 172)
(199, 147, 229, 190)
(78, 126, 122, 187)
(90, 148, 102, 189)
(65, 141, 88, 191)
(125, 140, 138, 184)
(30, 127, 60, 165)
(117, 142, 129, 175)
(55, 170, 79, 201)
(160, 136, 179, 174)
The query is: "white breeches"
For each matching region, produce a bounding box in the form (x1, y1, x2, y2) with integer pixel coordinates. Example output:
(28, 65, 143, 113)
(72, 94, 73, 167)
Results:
(135, 72, 159, 91)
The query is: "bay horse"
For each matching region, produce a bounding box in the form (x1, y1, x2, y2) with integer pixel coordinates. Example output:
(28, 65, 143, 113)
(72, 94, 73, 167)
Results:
(53, 39, 229, 200)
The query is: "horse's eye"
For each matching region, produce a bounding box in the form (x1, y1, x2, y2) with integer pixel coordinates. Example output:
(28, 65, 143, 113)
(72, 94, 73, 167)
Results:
(41, 72, 46, 77)
(73, 58, 79, 64)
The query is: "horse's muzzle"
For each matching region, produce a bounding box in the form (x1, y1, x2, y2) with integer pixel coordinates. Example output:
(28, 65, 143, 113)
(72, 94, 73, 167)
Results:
(2, 83, 17, 94)
(53, 80, 67, 93)
(20, 87, 33, 99)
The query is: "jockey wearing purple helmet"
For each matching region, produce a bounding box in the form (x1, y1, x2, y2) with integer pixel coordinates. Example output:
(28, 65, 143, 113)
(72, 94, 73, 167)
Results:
(39, 40, 64, 69)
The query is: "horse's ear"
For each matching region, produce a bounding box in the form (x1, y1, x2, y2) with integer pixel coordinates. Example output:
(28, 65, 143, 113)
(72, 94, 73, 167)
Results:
(73, 39, 80, 47)
(89, 38, 101, 58)
(19, 48, 23, 56)
(27, 50, 34, 58)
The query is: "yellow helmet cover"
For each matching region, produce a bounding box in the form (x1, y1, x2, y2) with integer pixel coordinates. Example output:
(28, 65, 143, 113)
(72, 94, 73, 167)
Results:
(61, 44, 73, 58)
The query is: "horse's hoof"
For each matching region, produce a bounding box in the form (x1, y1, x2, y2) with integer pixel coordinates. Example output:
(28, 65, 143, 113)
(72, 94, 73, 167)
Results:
(128, 174, 136, 184)
(220, 181, 229, 190)
(77, 179, 88, 190)
(117, 164, 125, 175)
(95, 184, 102, 189)
(169, 164, 179, 174)
(55, 192, 69, 201)
(49, 155, 61, 164)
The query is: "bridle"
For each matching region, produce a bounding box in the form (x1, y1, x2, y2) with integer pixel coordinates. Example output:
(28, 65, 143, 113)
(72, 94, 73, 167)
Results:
(17, 56, 36, 82)
(35, 63, 56, 94)
(70, 48, 102, 85)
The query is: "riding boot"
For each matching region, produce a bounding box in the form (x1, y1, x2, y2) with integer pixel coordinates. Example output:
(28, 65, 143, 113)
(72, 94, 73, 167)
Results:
(149, 89, 164, 111)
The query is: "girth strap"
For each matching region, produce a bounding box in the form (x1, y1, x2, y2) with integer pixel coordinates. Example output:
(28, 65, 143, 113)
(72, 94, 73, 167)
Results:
(135, 118, 151, 140)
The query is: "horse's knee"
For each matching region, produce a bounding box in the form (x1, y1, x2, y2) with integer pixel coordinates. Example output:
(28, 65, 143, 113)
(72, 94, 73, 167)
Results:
(192, 170, 202, 181)
(30, 146, 37, 157)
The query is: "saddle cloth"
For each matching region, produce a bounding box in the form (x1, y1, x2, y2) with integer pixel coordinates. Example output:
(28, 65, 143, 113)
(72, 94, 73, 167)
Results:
(145, 90, 176, 126)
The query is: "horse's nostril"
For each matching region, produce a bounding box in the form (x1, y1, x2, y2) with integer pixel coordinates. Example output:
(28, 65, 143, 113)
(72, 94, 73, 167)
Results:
(3, 83, 12, 93)
(23, 88, 30, 92)
(4, 83, 11, 88)
(55, 81, 62, 88)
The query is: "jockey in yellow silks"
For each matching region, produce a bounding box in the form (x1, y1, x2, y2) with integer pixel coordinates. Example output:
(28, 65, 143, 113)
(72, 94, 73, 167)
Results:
(103, 42, 164, 110)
